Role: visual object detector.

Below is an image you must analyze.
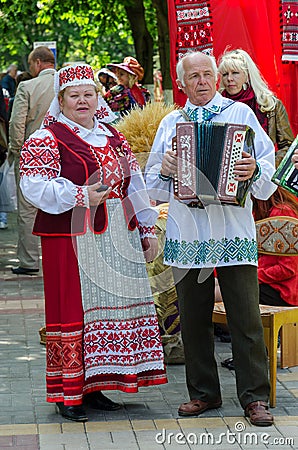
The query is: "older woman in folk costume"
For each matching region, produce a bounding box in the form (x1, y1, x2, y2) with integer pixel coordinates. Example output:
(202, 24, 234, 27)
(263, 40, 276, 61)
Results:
(19, 64, 167, 422)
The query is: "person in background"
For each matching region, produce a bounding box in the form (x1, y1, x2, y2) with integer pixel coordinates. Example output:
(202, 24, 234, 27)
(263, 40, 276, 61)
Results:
(0, 64, 17, 99)
(96, 67, 117, 94)
(19, 63, 167, 422)
(220, 187, 298, 371)
(104, 56, 150, 118)
(7, 71, 33, 120)
(145, 51, 276, 427)
(8, 46, 56, 275)
(0, 88, 9, 229)
(253, 187, 298, 307)
(218, 48, 294, 167)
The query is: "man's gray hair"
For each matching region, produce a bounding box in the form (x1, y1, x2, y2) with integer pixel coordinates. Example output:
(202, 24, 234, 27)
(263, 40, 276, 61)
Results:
(176, 51, 218, 87)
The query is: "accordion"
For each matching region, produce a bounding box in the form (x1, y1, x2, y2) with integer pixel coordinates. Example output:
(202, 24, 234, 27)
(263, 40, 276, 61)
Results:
(173, 121, 255, 207)
(271, 135, 298, 197)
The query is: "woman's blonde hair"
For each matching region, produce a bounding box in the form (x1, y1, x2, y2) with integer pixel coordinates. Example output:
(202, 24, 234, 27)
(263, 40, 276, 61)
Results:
(115, 68, 137, 88)
(218, 49, 276, 112)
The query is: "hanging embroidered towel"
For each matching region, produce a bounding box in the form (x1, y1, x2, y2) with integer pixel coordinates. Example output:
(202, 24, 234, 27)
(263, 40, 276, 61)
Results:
(174, 0, 214, 61)
(280, 0, 298, 62)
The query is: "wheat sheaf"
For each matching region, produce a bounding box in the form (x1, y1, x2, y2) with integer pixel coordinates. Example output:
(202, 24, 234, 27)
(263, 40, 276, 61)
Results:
(116, 102, 178, 170)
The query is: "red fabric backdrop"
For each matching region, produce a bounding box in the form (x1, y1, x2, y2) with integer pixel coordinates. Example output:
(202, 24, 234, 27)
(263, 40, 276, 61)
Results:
(167, 0, 298, 135)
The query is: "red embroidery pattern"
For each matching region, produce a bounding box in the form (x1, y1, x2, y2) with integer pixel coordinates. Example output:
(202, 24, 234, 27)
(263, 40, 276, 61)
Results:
(95, 107, 112, 120)
(84, 318, 164, 371)
(46, 323, 85, 404)
(59, 65, 94, 87)
(89, 145, 127, 198)
(138, 225, 156, 238)
(175, 0, 213, 60)
(280, 0, 298, 62)
(117, 133, 141, 172)
(43, 112, 57, 128)
(75, 186, 86, 207)
(20, 134, 60, 179)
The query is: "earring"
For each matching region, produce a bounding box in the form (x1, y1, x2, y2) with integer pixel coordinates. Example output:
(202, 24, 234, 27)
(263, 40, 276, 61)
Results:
(242, 83, 248, 90)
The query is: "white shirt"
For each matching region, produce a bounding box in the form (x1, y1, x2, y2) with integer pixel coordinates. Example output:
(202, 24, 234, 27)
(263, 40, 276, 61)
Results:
(20, 114, 158, 237)
(145, 92, 277, 268)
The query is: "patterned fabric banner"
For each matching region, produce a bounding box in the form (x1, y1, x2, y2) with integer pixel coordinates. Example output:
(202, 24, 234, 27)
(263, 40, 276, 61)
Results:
(280, 0, 298, 62)
(174, 0, 214, 61)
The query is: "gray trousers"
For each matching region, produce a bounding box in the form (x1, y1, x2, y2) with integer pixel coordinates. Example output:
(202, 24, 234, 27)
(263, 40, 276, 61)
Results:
(172, 265, 270, 409)
(15, 158, 40, 269)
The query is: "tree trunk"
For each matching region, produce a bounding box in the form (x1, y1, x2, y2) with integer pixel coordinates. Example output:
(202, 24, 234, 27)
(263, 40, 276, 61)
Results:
(125, 1, 154, 84)
(152, 0, 172, 91)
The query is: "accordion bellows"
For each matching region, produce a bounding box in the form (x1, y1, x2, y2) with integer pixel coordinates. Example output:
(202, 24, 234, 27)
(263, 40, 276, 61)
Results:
(173, 121, 256, 207)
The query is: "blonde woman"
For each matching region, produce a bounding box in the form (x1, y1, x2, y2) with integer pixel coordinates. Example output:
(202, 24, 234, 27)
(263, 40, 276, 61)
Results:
(218, 49, 294, 166)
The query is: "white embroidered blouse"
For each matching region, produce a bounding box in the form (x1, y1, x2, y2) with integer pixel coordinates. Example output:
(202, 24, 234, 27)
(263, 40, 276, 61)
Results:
(20, 114, 158, 238)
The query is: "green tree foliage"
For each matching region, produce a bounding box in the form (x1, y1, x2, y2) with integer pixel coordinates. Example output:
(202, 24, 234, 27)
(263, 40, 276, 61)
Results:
(0, 0, 171, 88)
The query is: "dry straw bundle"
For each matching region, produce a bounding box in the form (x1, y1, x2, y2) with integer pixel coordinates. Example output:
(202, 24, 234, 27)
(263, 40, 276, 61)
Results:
(116, 101, 177, 170)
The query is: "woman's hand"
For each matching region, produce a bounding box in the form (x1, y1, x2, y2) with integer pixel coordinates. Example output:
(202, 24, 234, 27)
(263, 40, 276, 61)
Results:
(234, 151, 256, 181)
(88, 182, 112, 206)
(141, 237, 158, 263)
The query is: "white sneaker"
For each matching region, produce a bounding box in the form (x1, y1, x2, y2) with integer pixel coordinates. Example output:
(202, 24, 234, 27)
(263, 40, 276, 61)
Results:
(0, 221, 8, 229)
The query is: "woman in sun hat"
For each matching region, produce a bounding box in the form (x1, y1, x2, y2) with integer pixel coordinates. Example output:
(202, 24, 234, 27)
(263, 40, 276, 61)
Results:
(19, 63, 167, 422)
(104, 56, 151, 117)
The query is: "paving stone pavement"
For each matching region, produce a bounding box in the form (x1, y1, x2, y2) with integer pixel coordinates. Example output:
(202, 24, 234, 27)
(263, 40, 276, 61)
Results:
(0, 212, 297, 449)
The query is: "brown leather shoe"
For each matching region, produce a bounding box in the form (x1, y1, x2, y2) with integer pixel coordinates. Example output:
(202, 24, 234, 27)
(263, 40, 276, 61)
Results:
(178, 398, 222, 417)
(245, 401, 274, 426)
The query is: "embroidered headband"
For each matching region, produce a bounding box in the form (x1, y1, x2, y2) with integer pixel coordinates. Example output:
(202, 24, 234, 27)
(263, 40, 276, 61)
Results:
(43, 63, 117, 127)
(55, 64, 97, 94)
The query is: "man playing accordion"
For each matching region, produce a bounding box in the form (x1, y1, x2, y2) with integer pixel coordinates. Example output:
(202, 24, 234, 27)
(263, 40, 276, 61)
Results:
(145, 51, 277, 427)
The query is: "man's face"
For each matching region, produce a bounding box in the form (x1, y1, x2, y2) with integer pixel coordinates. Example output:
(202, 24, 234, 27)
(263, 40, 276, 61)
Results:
(177, 54, 217, 106)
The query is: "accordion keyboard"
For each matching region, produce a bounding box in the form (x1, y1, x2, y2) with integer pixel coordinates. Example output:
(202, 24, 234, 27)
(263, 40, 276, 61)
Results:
(226, 130, 246, 195)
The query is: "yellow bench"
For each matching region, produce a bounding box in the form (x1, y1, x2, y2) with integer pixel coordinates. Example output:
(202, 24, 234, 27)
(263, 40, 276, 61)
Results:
(213, 302, 298, 407)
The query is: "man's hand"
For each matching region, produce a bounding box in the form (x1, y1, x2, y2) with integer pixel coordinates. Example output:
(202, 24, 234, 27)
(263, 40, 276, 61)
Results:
(160, 150, 177, 178)
(88, 182, 112, 206)
(234, 151, 256, 181)
(141, 237, 158, 263)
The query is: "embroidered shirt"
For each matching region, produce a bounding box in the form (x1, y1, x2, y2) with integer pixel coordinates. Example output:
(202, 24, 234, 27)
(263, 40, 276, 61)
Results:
(20, 114, 158, 238)
(145, 92, 277, 268)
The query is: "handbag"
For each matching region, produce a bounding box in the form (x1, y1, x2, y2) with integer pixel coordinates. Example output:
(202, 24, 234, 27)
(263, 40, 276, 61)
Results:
(0, 159, 17, 212)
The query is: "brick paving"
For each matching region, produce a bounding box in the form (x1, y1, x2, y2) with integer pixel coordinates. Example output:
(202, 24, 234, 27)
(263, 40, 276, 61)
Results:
(0, 211, 297, 449)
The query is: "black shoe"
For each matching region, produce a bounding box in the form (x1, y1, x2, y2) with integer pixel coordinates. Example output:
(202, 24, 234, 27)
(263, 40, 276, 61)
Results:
(56, 402, 88, 422)
(11, 267, 39, 275)
(84, 391, 121, 411)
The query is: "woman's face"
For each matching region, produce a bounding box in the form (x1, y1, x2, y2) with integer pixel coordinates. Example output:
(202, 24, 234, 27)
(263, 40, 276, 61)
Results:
(59, 85, 98, 129)
(220, 68, 247, 95)
(116, 69, 130, 87)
